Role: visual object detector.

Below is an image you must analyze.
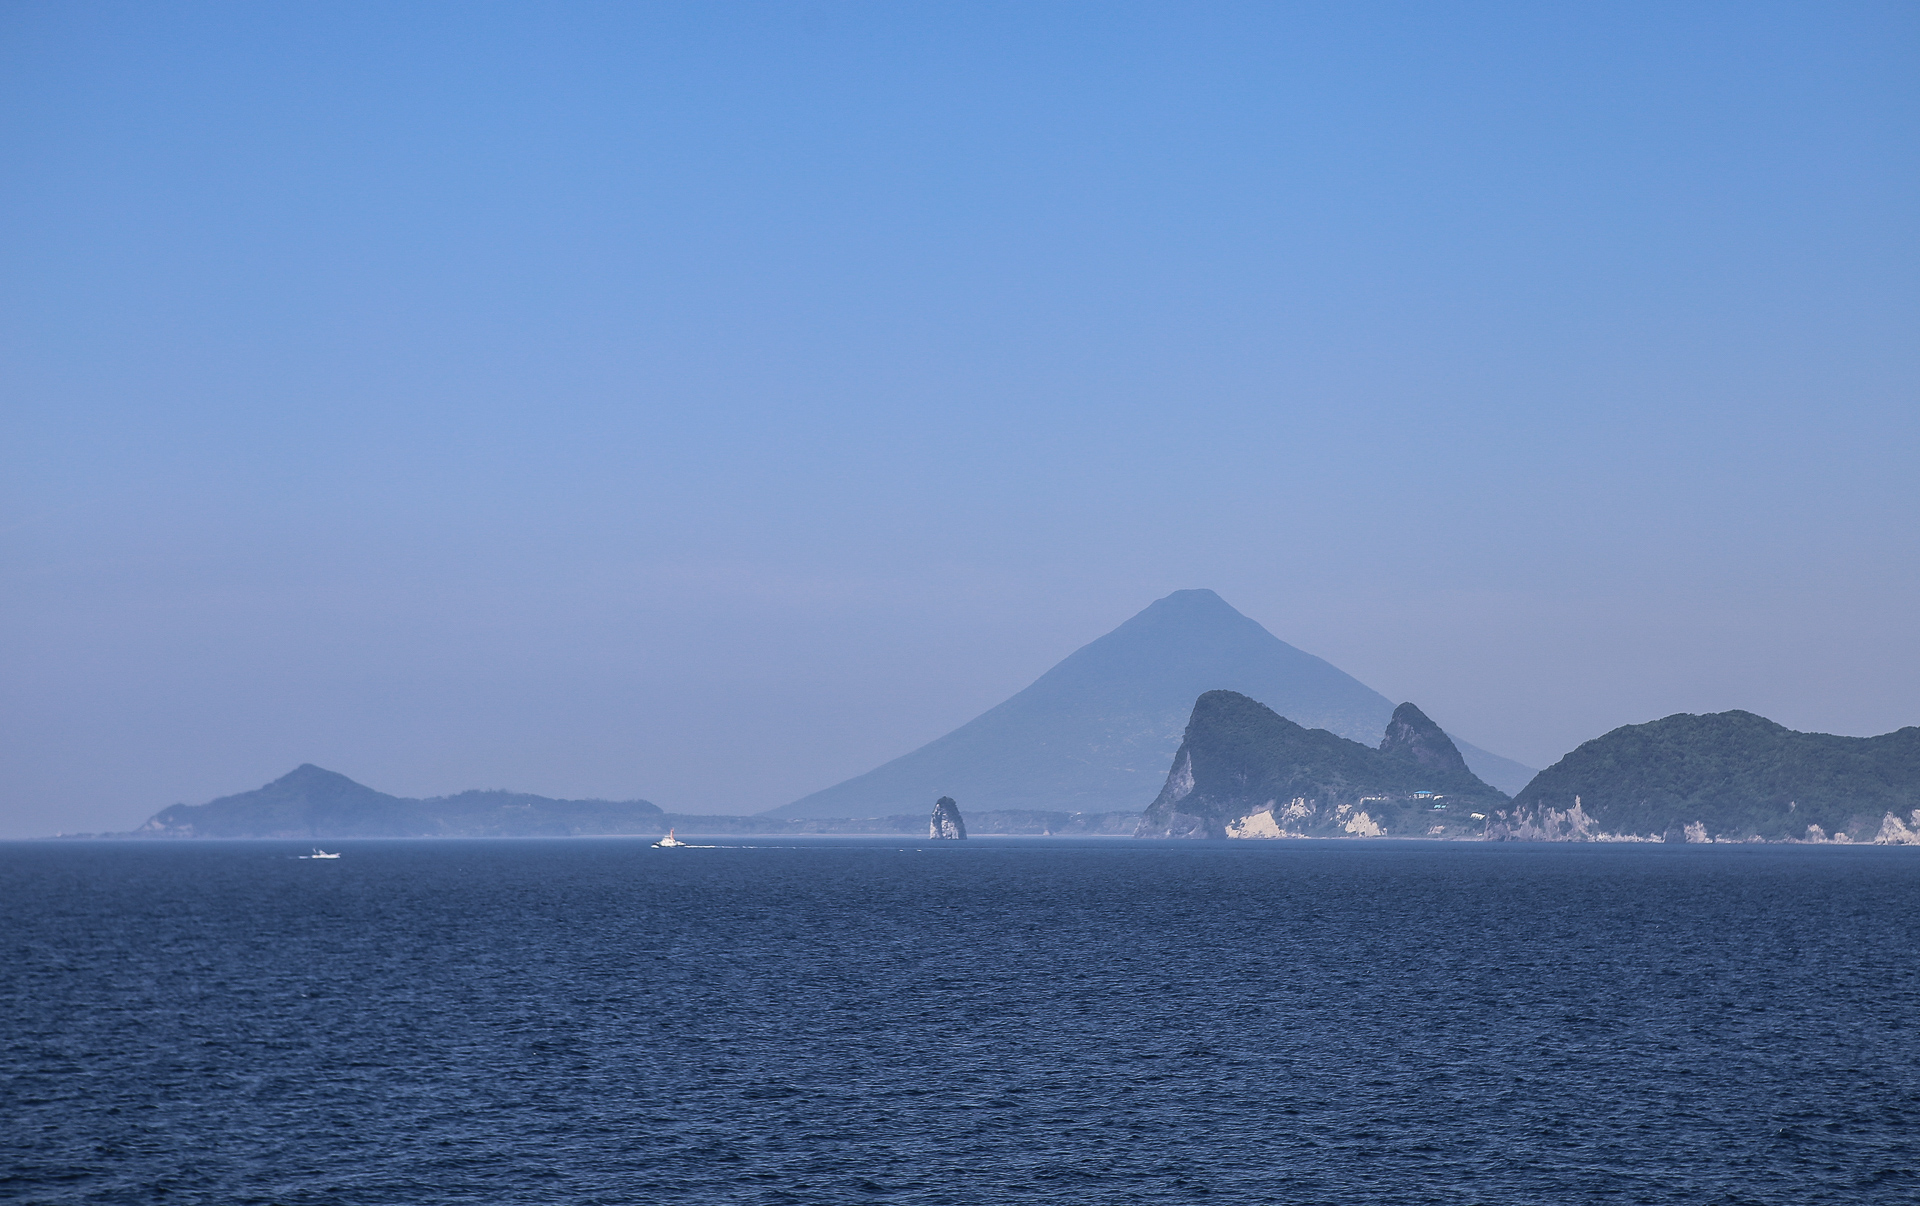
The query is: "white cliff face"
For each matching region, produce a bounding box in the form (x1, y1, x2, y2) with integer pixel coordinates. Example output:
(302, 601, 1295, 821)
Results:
(1206, 791, 1920, 845)
(1226, 810, 1284, 839)
(1488, 797, 1660, 842)
(1874, 810, 1920, 845)
(1224, 797, 1324, 839)
(1342, 811, 1384, 837)
(1801, 822, 1862, 843)
(1499, 797, 1601, 841)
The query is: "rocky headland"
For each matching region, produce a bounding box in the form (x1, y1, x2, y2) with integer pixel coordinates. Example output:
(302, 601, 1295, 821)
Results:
(1135, 693, 1508, 838)
(1495, 710, 1920, 844)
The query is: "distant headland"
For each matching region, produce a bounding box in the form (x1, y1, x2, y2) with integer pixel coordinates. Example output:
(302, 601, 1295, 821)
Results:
(99, 766, 1128, 841)
(1135, 692, 1920, 844)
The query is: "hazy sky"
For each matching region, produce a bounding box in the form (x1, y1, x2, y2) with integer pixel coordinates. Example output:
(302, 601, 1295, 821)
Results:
(4, 3, 1916, 837)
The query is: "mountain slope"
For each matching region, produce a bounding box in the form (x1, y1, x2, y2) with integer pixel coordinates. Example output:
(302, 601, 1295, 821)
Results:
(771, 589, 1533, 818)
(1504, 711, 1920, 842)
(1136, 692, 1508, 838)
(138, 764, 664, 838)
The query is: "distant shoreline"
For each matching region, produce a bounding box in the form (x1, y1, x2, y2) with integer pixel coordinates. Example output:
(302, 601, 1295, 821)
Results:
(30, 828, 1920, 847)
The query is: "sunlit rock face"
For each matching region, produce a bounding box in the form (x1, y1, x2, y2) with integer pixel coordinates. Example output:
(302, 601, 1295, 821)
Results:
(1225, 811, 1283, 839)
(1873, 810, 1920, 845)
(929, 796, 968, 840)
(1483, 796, 1662, 843)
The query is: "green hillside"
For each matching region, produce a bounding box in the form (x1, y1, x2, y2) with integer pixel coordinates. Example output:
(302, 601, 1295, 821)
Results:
(1137, 693, 1507, 838)
(1509, 711, 1920, 841)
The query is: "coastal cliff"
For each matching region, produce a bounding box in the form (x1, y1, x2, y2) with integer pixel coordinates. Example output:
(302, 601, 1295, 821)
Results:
(1135, 692, 1507, 838)
(1498, 711, 1920, 843)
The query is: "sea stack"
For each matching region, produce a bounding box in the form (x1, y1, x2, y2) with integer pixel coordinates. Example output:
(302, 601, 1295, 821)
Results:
(929, 796, 967, 839)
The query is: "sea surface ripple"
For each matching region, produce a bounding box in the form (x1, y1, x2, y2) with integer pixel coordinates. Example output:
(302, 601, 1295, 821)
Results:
(3, 838, 1917, 1203)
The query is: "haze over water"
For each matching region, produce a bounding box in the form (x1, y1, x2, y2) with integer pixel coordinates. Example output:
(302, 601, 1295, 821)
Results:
(5, 5, 1917, 837)
(7, 839, 1916, 1204)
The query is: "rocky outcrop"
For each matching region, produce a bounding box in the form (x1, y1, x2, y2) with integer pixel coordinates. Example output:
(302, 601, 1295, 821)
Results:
(1511, 711, 1920, 842)
(1875, 809, 1920, 845)
(1483, 796, 1666, 842)
(1378, 702, 1475, 778)
(1135, 691, 1508, 839)
(1486, 802, 1920, 846)
(929, 796, 967, 839)
(1486, 796, 1600, 841)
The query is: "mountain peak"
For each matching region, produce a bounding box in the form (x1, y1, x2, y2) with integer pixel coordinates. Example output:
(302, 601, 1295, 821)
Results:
(1145, 588, 1233, 612)
(1112, 588, 1260, 637)
(1378, 703, 1474, 778)
(770, 590, 1536, 818)
(274, 763, 364, 788)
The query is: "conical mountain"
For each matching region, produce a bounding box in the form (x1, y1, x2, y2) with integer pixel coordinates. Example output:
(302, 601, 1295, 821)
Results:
(139, 764, 402, 837)
(769, 589, 1533, 818)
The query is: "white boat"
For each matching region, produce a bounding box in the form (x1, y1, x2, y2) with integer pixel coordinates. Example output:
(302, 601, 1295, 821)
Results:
(653, 829, 687, 848)
(304, 849, 341, 859)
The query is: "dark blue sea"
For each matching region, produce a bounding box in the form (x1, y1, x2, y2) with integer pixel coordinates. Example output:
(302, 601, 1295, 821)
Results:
(4, 838, 1918, 1204)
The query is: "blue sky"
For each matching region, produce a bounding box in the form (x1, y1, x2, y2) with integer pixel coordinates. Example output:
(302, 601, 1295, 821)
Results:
(3, 2, 1917, 835)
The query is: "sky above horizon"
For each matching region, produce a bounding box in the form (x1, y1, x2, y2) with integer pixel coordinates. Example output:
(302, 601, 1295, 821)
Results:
(4, 2, 1917, 836)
